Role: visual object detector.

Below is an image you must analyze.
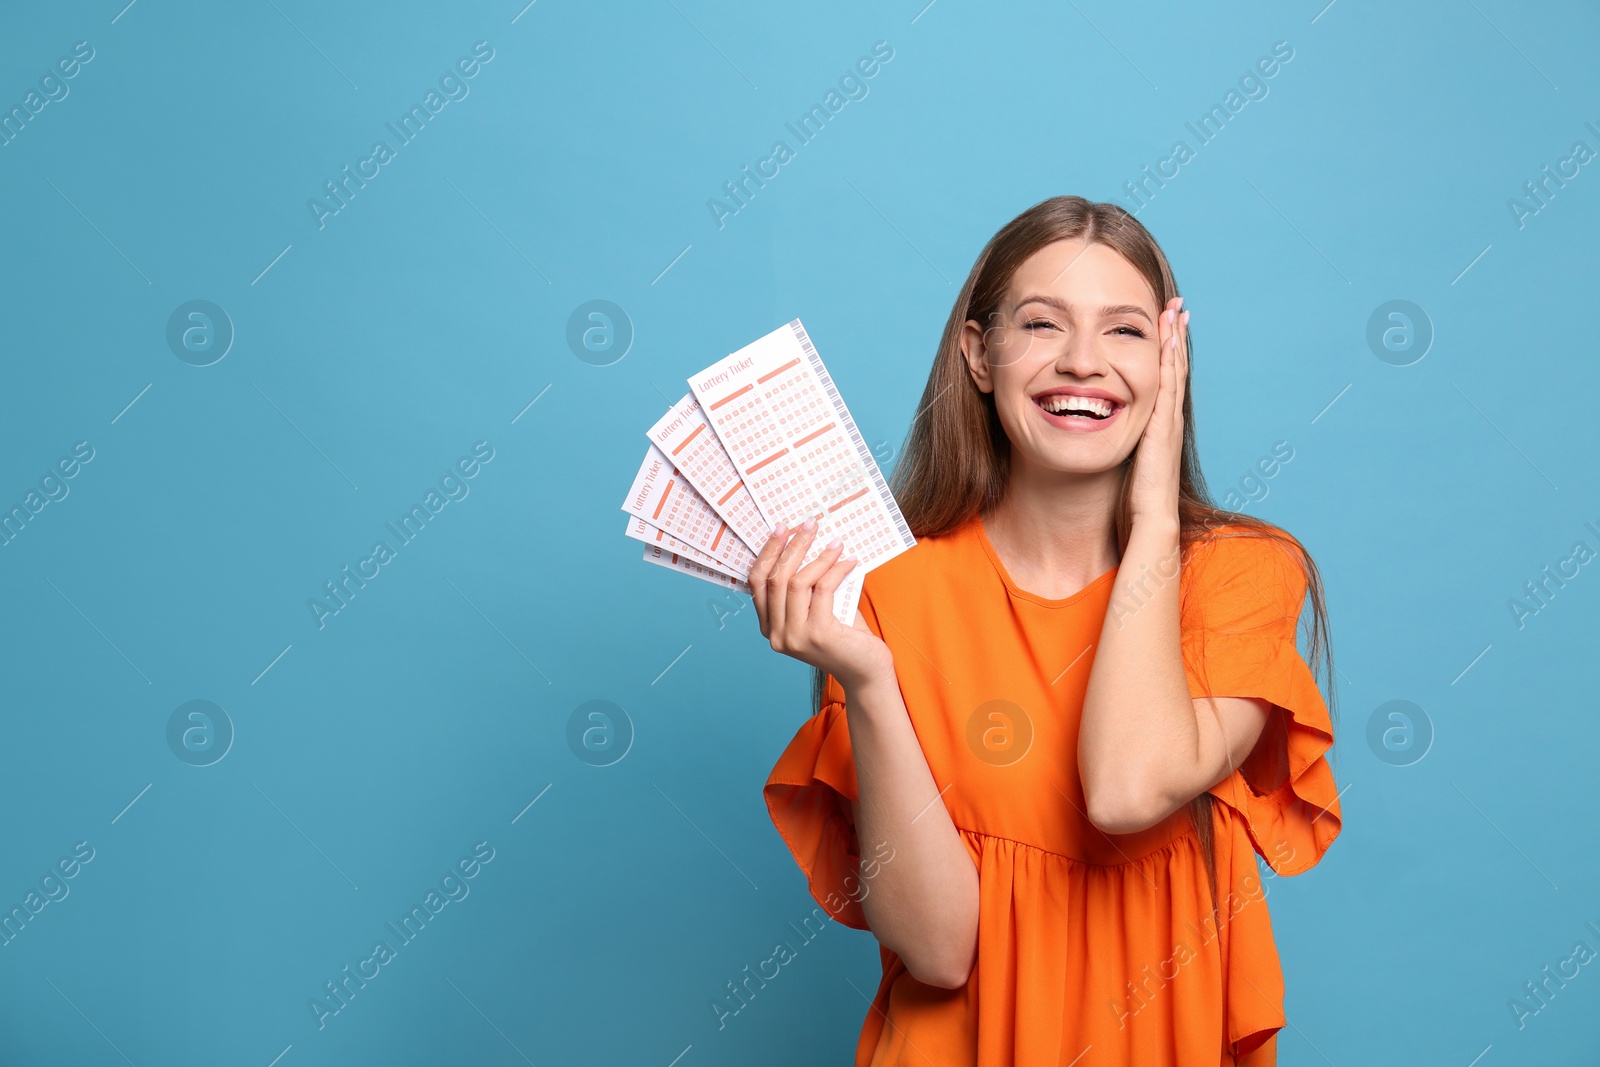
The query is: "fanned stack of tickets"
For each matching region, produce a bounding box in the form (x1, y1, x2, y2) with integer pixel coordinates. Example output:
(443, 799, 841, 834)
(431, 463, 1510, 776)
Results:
(620, 319, 916, 624)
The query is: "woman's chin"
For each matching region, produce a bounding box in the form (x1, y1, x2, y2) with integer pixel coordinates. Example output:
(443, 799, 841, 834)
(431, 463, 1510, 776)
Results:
(1016, 447, 1128, 479)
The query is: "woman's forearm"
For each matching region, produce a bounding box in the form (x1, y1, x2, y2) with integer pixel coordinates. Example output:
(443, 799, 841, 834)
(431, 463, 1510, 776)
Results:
(1078, 519, 1197, 831)
(843, 672, 979, 989)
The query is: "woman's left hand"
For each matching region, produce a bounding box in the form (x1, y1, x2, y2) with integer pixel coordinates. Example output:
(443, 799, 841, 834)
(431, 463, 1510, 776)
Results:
(1126, 297, 1189, 530)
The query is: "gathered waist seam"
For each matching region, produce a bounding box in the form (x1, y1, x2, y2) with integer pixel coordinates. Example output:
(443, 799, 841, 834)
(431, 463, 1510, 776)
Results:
(954, 823, 1203, 867)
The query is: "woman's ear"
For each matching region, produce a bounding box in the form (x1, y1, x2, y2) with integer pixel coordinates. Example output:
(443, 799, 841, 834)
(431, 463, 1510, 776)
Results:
(959, 319, 993, 394)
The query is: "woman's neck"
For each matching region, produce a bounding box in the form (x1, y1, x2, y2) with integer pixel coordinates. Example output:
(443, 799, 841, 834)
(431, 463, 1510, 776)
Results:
(981, 459, 1124, 600)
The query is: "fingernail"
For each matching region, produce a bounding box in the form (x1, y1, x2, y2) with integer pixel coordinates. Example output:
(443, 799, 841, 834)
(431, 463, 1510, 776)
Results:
(802, 517, 816, 531)
(1175, 296, 1184, 310)
(827, 536, 842, 549)
(773, 522, 787, 536)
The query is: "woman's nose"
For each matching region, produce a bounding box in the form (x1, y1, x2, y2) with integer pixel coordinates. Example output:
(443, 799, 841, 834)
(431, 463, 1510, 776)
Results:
(1053, 337, 1103, 373)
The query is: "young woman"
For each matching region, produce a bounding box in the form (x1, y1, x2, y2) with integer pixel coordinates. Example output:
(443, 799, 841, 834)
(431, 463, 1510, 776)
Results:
(752, 196, 1341, 1065)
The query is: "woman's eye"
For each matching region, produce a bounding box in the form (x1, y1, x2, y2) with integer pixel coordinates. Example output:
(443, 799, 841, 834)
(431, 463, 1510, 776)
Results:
(1023, 320, 1056, 331)
(1112, 325, 1145, 338)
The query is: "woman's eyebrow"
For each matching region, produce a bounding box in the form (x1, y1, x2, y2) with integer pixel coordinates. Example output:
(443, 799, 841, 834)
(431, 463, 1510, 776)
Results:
(1013, 294, 1154, 325)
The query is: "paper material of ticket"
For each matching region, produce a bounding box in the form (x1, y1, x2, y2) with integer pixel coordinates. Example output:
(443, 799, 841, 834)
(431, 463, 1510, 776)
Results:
(640, 543, 752, 594)
(623, 515, 747, 584)
(620, 445, 757, 576)
(646, 393, 772, 553)
(688, 318, 916, 623)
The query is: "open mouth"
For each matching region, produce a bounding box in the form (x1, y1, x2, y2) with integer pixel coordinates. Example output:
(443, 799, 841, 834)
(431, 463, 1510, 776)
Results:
(1031, 393, 1124, 424)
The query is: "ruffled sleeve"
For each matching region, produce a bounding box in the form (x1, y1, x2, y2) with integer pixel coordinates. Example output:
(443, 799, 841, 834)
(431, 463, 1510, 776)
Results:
(1180, 527, 1341, 876)
(762, 588, 888, 931)
(763, 672, 868, 928)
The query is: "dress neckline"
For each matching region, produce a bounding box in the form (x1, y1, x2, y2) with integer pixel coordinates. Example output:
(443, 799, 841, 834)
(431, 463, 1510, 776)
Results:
(971, 514, 1119, 609)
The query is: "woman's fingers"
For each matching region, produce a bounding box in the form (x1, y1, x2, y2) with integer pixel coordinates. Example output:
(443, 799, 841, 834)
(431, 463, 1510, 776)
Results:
(1167, 303, 1188, 434)
(766, 517, 819, 645)
(1171, 327, 1184, 422)
(1152, 308, 1177, 428)
(750, 517, 857, 654)
(798, 553, 859, 637)
(1158, 299, 1182, 427)
(809, 548, 860, 626)
(749, 521, 788, 634)
(764, 527, 796, 639)
(784, 536, 847, 636)
(1177, 307, 1190, 405)
(1156, 301, 1175, 402)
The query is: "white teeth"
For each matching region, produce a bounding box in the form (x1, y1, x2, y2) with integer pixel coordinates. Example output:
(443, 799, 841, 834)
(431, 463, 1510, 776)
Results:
(1037, 394, 1115, 417)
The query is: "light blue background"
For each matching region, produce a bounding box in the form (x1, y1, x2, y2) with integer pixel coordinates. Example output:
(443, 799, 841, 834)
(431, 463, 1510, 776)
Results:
(2, 1, 1598, 1064)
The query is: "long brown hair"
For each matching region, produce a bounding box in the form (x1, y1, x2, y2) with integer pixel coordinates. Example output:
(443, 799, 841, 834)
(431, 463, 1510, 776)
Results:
(810, 194, 1338, 920)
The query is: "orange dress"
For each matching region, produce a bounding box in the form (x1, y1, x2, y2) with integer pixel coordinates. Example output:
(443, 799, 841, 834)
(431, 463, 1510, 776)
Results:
(764, 514, 1341, 1066)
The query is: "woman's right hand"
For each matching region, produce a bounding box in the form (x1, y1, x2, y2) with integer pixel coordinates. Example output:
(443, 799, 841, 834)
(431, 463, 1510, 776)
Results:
(749, 516, 894, 692)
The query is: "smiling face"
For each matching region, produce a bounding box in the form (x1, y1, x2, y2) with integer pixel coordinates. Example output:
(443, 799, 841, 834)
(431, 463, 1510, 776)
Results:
(959, 237, 1165, 478)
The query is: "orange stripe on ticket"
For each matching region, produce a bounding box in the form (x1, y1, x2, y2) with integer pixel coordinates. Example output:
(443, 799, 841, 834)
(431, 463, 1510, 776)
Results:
(827, 486, 868, 513)
(794, 422, 835, 447)
(709, 384, 752, 410)
(749, 447, 789, 472)
(670, 423, 704, 455)
(717, 483, 741, 505)
(757, 358, 800, 384)
(652, 479, 674, 520)
(711, 523, 726, 551)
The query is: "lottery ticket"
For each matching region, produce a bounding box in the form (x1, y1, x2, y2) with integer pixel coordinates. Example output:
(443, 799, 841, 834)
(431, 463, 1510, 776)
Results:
(687, 318, 915, 623)
(646, 393, 772, 554)
(641, 543, 752, 594)
(620, 445, 757, 577)
(623, 515, 746, 584)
